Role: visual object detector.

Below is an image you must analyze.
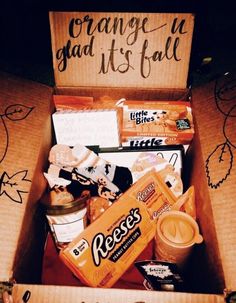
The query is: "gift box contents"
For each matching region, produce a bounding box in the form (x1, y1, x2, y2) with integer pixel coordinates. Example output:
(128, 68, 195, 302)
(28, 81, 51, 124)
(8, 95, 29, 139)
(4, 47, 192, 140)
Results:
(40, 95, 203, 291)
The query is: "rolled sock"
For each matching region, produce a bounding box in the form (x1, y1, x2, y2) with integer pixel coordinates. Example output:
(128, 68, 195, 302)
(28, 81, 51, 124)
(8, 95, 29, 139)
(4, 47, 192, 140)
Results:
(72, 144, 107, 167)
(47, 144, 133, 196)
(44, 172, 71, 188)
(74, 166, 120, 193)
(49, 144, 79, 167)
(72, 144, 133, 191)
(48, 144, 107, 168)
(59, 168, 121, 202)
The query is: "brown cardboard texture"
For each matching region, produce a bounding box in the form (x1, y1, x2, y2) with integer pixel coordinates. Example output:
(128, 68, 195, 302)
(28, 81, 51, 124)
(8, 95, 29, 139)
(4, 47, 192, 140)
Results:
(49, 12, 194, 89)
(0, 11, 235, 303)
(0, 72, 53, 282)
(12, 284, 225, 303)
(190, 73, 236, 291)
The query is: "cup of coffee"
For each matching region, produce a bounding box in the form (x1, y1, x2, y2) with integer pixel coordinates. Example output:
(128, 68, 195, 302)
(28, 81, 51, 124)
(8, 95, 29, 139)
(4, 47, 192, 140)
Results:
(155, 210, 203, 269)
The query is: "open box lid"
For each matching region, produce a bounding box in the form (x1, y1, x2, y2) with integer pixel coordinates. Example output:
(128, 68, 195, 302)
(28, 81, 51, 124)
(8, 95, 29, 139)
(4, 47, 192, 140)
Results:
(0, 72, 53, 281)
(49, 12, 194, 89)
(191, 71, 236, 291)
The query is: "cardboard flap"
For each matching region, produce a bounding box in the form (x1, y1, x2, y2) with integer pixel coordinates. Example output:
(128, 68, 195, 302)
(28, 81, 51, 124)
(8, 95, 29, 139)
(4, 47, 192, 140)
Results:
(0, 72, 53, 281)
(192, 72, 236, 290)
(13, 284, 225, 303)
(49, 12, 194, 89)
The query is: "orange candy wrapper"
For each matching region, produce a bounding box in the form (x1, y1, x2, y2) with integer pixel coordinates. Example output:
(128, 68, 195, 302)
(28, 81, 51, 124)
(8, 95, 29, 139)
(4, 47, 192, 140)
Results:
(60, 196, 155, 288)
(126, 169, 177, 220)
(59, 170, 177, 288)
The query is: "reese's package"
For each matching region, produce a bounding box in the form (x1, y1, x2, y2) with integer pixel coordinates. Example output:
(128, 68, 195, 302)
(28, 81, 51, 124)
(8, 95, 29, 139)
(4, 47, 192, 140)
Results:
(123, 170, 177, 220)
(60, 196, 156, 288)
(60, 171, 176, 288)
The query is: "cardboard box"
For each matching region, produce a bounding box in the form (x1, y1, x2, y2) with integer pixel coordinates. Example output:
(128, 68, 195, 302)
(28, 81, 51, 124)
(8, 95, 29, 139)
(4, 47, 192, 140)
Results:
(0, 11, 235, 302)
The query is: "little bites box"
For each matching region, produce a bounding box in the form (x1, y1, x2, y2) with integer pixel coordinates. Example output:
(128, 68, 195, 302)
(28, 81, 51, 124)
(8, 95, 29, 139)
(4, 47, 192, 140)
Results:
(121, 100, 194, 146)
(0, 11, 235, 303)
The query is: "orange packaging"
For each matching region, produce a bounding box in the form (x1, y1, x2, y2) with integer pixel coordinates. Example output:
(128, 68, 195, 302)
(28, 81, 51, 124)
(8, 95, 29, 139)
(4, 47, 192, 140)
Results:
(53, 95, 94, 110)
(122, 100, 194, 146)
(60, 195, 155, 288)
(60, 171, 176, 288)
(122, 170, 177, 220)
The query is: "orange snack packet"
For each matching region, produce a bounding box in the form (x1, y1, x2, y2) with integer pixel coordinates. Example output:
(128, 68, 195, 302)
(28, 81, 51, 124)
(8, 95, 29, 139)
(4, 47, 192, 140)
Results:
(53, 95, 94, 111)
(60, 196, 155, 288)
(124, 170, 177, 220)
(171, 186, 196, 220)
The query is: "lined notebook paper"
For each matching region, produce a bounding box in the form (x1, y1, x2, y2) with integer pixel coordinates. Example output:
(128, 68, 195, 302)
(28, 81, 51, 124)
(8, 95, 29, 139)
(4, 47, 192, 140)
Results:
(52, 109, 120, 147)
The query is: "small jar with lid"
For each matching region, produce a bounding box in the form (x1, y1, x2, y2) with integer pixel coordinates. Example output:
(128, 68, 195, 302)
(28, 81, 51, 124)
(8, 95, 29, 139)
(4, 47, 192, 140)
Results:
(43, 191, 90, 249)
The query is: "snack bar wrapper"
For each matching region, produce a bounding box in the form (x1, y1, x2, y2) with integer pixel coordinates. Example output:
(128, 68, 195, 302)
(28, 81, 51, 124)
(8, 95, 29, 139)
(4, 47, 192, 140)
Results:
(60, 170, 176, 288)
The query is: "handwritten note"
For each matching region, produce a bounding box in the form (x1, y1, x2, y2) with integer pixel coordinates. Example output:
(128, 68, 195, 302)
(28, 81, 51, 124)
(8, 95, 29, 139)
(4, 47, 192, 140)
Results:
(52, 110, 120, 147)
(49, 12, 194, 88)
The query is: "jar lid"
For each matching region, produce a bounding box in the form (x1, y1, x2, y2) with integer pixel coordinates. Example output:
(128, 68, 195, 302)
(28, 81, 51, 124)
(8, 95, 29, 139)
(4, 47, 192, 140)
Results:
(158, 211, 203, 246)
(160, 216, 195, 245)
(43, 191, 90, 215)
